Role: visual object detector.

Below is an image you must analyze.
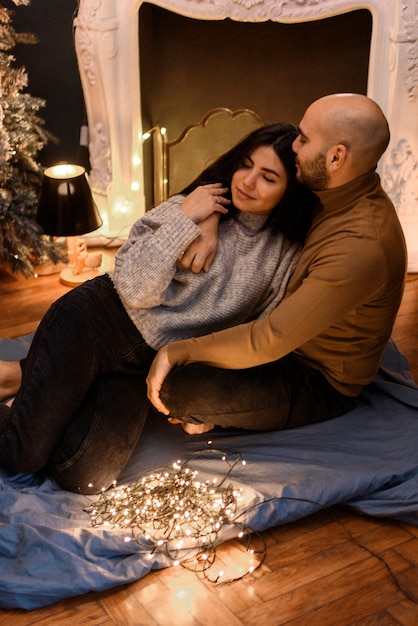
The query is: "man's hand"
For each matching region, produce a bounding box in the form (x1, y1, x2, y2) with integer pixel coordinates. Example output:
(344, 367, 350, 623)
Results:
(179, 213, 220, 273)
(146, 345, 172, 415)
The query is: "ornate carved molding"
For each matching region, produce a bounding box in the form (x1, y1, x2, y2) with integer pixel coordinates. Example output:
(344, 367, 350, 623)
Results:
(76, 0, 103, 25)
(384, 139, 418, 216)
(88, 123, 112, 194)
(155, 0, 353, 22)
(74, 22, 97, 86)
(401, 0, 418, 101)
(401, 0, 418, 40)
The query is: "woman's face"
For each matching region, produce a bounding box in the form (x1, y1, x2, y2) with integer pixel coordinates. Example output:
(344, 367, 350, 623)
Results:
(231, 145, 288, 215)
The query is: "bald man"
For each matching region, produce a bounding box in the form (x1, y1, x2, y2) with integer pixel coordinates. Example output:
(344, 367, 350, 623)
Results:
(146, 93, 407, 433)
(293, 93, 391, 189)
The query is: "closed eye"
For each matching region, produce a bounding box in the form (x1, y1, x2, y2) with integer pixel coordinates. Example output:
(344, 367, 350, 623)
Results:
(263, 174, 277, 183)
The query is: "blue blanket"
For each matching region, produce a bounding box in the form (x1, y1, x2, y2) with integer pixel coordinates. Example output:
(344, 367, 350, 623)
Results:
(0, 336, 417, 610)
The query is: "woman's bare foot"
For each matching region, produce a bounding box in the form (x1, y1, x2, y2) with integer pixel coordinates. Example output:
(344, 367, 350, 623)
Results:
(0, 360, 22, 401)
(167, 416, 215, 434)
(181, 421, 215, 435)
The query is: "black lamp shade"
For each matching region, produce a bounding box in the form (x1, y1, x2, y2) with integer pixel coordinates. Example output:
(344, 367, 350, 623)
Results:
(36, 164, 103, 236)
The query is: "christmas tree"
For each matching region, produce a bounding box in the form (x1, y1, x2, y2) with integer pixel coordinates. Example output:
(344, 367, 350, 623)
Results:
(0, 0, 66, 277)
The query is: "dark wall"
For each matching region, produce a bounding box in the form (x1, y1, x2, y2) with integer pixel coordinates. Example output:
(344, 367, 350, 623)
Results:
(3, 0, 87, 167)
(140, 6, 372, 137)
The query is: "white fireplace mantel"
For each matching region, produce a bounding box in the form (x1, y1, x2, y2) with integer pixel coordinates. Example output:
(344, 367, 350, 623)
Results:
(74, 0, 418, 271)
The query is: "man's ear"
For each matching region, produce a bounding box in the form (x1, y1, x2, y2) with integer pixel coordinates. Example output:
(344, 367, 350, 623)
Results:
(327, 144, 348, 171)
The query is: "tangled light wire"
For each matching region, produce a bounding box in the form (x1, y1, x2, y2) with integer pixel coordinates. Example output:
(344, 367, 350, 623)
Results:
(85, 445, 266, 583)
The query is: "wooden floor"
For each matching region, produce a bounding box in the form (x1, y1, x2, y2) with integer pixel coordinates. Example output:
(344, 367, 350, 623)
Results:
(0, 260, 417, 625)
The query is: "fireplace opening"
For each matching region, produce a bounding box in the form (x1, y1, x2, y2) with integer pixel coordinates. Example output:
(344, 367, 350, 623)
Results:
(139, 5, 372, 208)
(74, 1, 418, 268)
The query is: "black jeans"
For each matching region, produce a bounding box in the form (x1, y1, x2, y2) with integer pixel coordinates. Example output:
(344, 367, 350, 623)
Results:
(161, 355, 357, 430)
(0, 275, 155, 494)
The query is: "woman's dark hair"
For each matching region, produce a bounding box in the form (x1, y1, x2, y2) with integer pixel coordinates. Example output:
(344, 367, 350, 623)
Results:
(181, 123, 316, 243)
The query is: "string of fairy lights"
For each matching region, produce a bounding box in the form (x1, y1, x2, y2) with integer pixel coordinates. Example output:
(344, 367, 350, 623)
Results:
(85, 444, 418, 602)
(85, 445, 266, 583)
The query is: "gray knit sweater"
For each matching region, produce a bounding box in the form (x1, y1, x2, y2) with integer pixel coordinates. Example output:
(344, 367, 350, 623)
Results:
(109, 195, 300, 349)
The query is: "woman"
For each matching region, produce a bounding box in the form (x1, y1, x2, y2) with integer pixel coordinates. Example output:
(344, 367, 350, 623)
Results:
(0, 124, 314, 494)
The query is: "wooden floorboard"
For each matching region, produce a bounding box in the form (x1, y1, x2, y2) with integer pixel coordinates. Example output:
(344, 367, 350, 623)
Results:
(0, 258, 417, 625)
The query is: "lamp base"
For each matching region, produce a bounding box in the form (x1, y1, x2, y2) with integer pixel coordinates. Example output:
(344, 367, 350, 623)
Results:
(60, 266, 101, 287)
(60, 246, 103, 287)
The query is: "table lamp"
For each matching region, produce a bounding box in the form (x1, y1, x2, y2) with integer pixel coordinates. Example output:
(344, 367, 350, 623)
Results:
(36, 164, 103, 286)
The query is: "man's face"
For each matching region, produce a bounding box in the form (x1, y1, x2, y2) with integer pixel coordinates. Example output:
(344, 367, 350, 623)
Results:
(292, 110, 330, 191)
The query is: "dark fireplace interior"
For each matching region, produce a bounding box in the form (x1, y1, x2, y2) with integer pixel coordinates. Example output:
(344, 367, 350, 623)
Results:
(139, 5, 372, 207)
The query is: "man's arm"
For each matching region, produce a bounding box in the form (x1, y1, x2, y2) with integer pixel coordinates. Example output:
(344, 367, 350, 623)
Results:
(146, 215, 220, 410)
(146, 345, 171, 414)
(146, 236, 387, 412)
(179, 213, 220, 273)
(144, 226, 227, 408)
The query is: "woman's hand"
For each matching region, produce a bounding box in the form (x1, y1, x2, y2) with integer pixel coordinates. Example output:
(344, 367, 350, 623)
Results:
(146, 346, 172, 415)
(180, 183, 230, 224)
